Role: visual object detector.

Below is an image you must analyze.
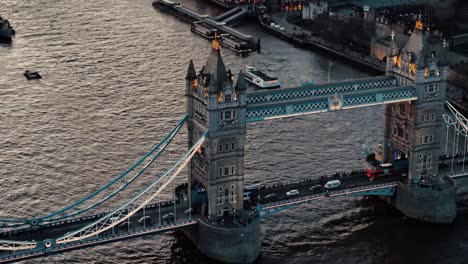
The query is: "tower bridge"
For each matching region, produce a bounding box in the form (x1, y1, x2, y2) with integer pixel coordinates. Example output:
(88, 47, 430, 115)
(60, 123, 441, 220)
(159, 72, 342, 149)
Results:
(0, 21, 467, 264)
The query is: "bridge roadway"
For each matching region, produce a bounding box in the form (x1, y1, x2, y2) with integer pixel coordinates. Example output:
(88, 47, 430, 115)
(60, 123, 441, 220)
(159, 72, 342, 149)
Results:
(246, 172, 401, 211)
(0, 165, 466, 262)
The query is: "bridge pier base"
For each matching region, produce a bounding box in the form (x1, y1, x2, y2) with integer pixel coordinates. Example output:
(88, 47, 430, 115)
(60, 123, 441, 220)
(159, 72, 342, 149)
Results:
(182, 219, 261, 264)
(388, 178, 457, 224)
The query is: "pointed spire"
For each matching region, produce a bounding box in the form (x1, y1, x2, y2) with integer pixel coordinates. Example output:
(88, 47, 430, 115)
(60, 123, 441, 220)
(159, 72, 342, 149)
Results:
(235, 70, 247, 91)
(388, 31, 398, 57)
(416, 35, 427, 69)
(202, 41, 230, 94)
(185, 60, 197, 80)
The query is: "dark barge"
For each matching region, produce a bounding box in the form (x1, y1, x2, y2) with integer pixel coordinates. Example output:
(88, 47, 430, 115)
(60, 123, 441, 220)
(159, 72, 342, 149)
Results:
(152, 0, 259, 56)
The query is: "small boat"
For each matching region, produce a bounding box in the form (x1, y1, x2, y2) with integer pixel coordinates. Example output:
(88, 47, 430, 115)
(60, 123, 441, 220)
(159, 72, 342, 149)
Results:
(0, 16, 15, 40)
(243, 66, 280, 89)
(24, 70, 42, 80)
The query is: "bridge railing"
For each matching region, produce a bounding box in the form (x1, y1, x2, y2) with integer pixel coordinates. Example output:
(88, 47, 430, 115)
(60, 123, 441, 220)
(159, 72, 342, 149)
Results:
(261, 182, 397, 210)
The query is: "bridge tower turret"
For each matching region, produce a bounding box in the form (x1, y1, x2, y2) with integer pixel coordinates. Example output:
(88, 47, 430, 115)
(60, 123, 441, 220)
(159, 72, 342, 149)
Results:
(186, 38, 247, 218)
(184, 39, 260, 263)
(383, 20, 456, 223)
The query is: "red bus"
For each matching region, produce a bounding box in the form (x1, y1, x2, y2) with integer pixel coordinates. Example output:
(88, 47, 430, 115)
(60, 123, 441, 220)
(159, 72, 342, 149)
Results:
(366, 163, 393, 180)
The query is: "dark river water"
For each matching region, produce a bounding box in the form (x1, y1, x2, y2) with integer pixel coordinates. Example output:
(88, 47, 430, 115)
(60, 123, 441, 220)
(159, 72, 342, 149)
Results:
(1, 0, 468, 263)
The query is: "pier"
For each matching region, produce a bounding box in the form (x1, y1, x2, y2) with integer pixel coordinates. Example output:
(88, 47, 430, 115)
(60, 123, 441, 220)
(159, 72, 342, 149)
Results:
(152, 0, 259, 55)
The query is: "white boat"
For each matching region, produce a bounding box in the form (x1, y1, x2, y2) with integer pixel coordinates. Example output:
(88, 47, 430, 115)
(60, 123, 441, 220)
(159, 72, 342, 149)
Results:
(243, 66, 280, 89)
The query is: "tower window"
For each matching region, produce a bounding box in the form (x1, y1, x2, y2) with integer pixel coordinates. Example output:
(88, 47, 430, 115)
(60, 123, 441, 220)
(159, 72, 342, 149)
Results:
(225, 94, 232, 103)
(219, 144, 222, 152)
(232, 143, 235, 150)
(225, 111, 231, 120)
(430, 113, 436, 121)
(399, 103, 406, 117)
(219, 168, 222, 176)
(224, 167, 229, 175)
(232, 110, 236, 119)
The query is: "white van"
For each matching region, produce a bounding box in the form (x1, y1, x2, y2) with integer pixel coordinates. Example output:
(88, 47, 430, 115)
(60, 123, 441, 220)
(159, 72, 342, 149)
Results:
(324, 180, 341, 190)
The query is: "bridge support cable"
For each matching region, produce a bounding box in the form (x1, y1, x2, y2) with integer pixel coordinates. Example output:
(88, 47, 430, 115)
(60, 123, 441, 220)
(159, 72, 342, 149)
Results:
(0, 115, 188, 227)
(0, 240, 37, 251)
(53, 131, 207, 245)
(45, 117, 185, 222)
(443, 101, 468, 175)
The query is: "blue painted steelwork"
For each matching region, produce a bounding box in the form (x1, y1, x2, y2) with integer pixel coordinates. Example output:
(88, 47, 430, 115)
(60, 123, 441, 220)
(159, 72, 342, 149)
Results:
(0, 115, 188, 226)
(0, 131, 208, 257)
(0, 220, 198, 263)
(246, 86, 416, 122)
(346, 186, 395, 196)
(246, 76, 396, 107)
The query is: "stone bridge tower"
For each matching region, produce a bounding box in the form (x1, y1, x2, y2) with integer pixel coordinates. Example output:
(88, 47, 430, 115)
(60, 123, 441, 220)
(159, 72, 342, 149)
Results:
(184, 40, 261, 263)
(383, 21, 456, 223)
(383, 21, 449, 181)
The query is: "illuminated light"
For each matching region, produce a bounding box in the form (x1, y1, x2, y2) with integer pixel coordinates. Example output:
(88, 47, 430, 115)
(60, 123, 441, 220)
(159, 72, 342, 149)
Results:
(410, 63, 415, 75)
(396, 55, 402, 68)
(197, 146, 202, 155)
(234, 92, 238, 102)
(298, 4, 302, 10)
(218, 90, 223, 103)
(424, 67, 429, 77)
(212, 35, 220, 51)
(415, 19, 423, 31)
(204, 86, 208, 97)
(192, 79, 198, 90)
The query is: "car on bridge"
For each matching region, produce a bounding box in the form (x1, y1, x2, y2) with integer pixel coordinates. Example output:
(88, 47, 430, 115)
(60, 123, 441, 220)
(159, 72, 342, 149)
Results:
(324, 180, 341, 190)
(309, 184, 322, 191)
(163, 213, 175, 220)
(264, 193, 277, 200)
(286, 190, 299, 196)
(138, 216, 151, 223)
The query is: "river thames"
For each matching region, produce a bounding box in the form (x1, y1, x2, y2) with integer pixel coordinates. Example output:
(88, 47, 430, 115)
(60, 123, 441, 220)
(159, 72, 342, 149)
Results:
(1, 0, 467, 263)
